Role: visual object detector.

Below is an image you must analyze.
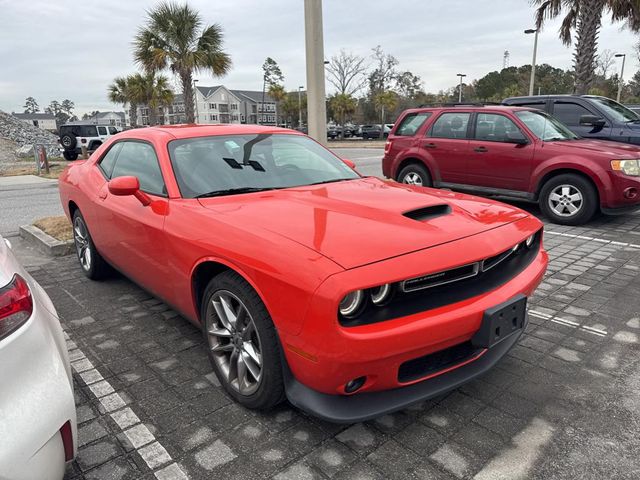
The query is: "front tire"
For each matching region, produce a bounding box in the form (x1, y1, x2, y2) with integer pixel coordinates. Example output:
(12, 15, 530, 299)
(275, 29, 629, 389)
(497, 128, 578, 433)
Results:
(397, 163, 432, 187)
(72, 210, 110, 279)
(539, 173, 598, 225)
(201, 271, 284, 410)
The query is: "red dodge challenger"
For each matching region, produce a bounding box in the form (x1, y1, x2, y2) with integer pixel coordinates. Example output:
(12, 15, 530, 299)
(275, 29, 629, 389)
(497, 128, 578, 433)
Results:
(59, 124, 548, 422)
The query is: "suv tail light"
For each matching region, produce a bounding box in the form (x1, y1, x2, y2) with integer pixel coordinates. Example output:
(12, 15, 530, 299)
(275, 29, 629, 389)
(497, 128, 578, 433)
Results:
(0, 274, 33, 339)
(384, 140, 392, 155)
(80, 138, 87, 144)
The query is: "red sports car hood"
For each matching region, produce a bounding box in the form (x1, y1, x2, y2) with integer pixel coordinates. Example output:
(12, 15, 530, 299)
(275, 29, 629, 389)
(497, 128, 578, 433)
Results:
(547, 138, 640, 158)
(198, 177, 528, 269)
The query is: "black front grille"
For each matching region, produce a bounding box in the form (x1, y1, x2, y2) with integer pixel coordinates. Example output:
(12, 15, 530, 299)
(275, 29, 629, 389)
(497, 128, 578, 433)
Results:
(398, 341, 482, 383)
(402, 262, 479, 292)
(338, 230, 542, 327)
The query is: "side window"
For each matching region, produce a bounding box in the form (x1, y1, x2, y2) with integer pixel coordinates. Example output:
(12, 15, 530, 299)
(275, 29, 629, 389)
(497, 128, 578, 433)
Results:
(552, 102, 593, 126)
(98, 143, 123, 178)
(474, 113, 523, 142)
(111, 142, 166, 196)
(395, 112, 432, 136)
(97, 126, 107, 135)
(108, 127, 118, 135)
(428, 113, 470, 139)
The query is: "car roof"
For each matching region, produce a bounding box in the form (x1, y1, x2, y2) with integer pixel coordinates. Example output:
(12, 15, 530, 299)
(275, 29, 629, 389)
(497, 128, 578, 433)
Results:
(116, 124, 304, 141)
(504, 94, 610, 101)
(402, 105, 533, 114)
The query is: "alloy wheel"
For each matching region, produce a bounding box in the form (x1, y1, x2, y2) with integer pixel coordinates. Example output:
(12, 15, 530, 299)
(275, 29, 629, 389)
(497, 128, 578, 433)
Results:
(73, 217, 92, 271)
(548, 184, 583, 217)
(403, 172, 423, 186)
(205, 290, 263, 396)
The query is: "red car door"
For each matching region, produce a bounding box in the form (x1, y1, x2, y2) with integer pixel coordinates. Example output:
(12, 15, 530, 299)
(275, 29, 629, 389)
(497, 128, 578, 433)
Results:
(93, 140, 171, 298)
(418, 111, 471, 184)
(466, 112, 535, 192)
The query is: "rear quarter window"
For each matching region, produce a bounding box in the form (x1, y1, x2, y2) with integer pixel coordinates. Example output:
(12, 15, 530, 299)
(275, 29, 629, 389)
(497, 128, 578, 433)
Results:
(394, 112, 432, 136)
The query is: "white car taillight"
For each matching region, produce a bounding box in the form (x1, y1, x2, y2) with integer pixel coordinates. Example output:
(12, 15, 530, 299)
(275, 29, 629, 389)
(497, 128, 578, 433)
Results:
(0, 274, 33, 339)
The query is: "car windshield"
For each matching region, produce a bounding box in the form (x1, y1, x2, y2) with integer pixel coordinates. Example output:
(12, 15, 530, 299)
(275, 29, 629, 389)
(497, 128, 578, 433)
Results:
(515, 110, 579, 141)
(588, 96, 640, 123)
(168, 133, 360, 198)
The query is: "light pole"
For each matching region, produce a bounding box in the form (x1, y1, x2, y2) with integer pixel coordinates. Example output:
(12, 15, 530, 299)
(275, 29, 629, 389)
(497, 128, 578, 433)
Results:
(193, 79, 199, 124)
(525, 28, 539, 96)
(456, 74, 466, 103)
(304, 0, 327, 145)
(615, 53, 626, 103)
(298, 86, 304, 128)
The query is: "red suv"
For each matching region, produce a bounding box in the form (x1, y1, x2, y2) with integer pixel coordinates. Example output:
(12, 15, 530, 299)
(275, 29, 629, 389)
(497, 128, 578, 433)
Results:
(382, 106, 640, 225)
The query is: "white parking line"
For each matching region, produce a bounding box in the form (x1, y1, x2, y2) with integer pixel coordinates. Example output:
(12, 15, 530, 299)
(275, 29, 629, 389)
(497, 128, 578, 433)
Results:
(63, 332, 188, 479)
(545, 230, 640, 249)
(529, 310, 607, 337)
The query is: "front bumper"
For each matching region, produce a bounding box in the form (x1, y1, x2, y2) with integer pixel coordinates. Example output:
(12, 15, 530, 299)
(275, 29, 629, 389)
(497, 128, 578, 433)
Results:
(285, 312, 527, 423)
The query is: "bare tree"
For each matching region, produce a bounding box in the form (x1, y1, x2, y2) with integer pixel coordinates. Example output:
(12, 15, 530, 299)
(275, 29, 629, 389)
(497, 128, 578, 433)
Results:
(368, 45, 399, 96)
(596, 49, 616, 77)
(326, 50, 368, 96)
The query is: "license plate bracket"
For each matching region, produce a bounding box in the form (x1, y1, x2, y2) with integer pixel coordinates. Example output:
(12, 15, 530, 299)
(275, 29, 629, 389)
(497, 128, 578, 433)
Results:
(472, 294, 527, 349)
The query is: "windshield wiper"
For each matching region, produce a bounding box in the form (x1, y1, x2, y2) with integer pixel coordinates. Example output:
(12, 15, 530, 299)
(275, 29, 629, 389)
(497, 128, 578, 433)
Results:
(196, 187, 273, 198)
(306, 178, 354, 186)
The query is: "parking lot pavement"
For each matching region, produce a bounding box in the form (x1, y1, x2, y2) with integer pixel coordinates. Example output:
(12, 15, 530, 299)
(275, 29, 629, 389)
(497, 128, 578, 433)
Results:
(9, 204, 640, 479)
(332, 148, 383, 178)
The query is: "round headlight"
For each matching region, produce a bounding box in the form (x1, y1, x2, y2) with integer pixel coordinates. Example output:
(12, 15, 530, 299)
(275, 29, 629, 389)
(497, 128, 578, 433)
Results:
(339, 290, 365, 317)
(525, 234, 535, 248)
(370, 284, 392, 306)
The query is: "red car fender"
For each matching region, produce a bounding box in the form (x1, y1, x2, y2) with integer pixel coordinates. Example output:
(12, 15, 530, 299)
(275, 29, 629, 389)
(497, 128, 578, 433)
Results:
(530, 157, 610, 200)
(392, 150, 438, 182)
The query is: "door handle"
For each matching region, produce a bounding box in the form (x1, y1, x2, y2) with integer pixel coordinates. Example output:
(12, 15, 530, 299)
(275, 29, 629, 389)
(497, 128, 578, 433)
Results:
(423, 143, 437, 149)
(474, 146, 488, 153)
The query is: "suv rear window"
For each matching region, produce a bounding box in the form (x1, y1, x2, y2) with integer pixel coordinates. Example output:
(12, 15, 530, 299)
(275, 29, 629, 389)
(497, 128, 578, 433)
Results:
(395, 112, 432, 136)
(428, 113, 470, 139)
(59, 125, 98, 137)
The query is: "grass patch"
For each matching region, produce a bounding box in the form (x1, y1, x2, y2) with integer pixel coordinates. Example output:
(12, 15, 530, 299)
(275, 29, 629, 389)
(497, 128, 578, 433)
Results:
(34, 216, 73, 242)
(1, 158, 66, 179)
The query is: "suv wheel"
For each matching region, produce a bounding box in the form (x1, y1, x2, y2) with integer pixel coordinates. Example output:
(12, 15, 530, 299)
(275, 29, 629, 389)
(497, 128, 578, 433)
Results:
(397, 163, 432, 187)
(63, 150, 78, 161)
(60, 133, 77, 150)
(202, 271, 284, 410)
(539, 174, 598, 225)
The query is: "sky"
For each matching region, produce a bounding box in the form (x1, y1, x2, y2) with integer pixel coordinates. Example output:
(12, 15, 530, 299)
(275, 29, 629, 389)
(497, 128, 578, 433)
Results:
(0, 0, 637, 116)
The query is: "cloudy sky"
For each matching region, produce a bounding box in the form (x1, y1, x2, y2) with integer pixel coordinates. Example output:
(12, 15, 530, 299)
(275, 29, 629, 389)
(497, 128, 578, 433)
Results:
(0, 0, 637, 115)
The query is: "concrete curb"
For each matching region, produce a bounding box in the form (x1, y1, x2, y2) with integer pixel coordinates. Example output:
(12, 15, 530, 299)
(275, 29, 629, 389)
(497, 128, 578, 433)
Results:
(19, 224, 73, 257)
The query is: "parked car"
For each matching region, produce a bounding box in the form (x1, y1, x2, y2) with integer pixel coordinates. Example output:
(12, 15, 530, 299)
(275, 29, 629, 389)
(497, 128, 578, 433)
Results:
(58, 123, 121, 160)
(384, 105, 640, 225)
(503, 95, 640, 145)
(361, 124, 383, 139)
(0, 236, 76, 479)
(327, 125, 342, 140)
(59, 124, 547, 422)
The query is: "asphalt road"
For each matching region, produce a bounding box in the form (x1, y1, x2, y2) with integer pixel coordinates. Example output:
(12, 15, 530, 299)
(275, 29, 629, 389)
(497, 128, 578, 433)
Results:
(332, 147, 384, 178)
(0, 177, 63, 237)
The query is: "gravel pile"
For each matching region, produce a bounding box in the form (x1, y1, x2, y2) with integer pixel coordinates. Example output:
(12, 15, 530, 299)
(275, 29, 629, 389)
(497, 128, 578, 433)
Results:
(0, 110, 59, 160)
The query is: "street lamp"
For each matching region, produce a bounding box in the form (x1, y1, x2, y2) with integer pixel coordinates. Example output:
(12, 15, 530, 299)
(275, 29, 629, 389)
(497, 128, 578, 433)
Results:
(298, 86, 304, 128)
(525, 28, 539, 96)
(615, 53, 626, 103)
(456, 74, 466, 103)
(193, 79, 199, 124)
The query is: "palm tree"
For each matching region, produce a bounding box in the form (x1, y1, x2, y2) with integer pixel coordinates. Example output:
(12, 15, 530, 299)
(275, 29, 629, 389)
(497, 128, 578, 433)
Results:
(267, 84, 286, 126)
(532, 0, 640, 94)
(329, 94, 357, 134)
(133, 1, 231, 123)
(108, 75, 144, 127)
(374, 90, 398, 138)
(141, 73, 175, 125)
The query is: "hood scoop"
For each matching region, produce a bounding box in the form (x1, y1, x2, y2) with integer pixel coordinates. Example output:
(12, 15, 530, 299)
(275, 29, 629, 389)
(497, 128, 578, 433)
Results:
(403, 204, 452, 222)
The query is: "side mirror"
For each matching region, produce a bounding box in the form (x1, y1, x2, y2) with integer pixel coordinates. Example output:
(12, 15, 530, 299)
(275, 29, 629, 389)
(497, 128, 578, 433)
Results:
(579, 115, 606, 128)
(342, 158, 356, 169)
(108, 176, 150, 206)
(505, 131, 529, 145)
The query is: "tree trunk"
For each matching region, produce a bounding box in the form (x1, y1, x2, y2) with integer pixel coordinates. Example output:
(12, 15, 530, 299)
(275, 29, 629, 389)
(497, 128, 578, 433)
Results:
(129, 103, 138, 127)
(181, 70, 195, 123)
(573, 0, 604, 94)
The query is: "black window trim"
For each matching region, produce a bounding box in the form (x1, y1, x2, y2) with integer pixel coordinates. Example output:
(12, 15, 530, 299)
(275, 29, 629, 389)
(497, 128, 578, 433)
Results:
(426, 111, 473, 140)
(96, 139, 168, 198)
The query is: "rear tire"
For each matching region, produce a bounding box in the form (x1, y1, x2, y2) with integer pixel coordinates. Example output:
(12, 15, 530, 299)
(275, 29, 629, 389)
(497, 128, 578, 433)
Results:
(201, 271, 284, 410)
(63, 150, 78, 161)
(397, 163, 432, 187)
(72, 210, 110, 280)
(539, 173, 598, 225)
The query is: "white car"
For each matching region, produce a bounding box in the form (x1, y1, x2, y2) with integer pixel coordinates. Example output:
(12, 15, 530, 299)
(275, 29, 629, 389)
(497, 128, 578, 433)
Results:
(0, 236, 77, 480)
